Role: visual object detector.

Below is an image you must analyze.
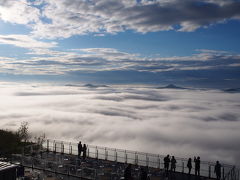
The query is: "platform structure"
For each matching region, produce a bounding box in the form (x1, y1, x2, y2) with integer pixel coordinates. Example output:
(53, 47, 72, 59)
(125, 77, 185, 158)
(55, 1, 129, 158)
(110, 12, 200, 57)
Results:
(0, 161, 18, 180)
(10, 139, 239, 180)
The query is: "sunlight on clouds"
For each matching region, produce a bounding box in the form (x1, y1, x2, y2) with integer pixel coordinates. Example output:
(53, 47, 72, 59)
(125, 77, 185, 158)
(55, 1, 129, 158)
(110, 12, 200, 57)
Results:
(0, 0, 40, 24)
(1, 0, 240, 38)
(0, 34, 57, 49)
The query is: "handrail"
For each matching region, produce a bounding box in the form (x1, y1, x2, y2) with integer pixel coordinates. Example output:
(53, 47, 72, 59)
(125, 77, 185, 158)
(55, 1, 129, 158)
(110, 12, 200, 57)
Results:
(42, 139, 233, 166)
(224, 166, 240, 180)
(11, 154, 96, 179)
(29, 138, 237, 179)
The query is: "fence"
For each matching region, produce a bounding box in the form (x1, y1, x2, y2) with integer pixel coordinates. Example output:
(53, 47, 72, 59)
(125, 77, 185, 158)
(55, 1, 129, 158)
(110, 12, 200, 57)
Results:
(36, 139, 237, 180)
(225, 166, 240, 180)
(11, 154, 97, 179)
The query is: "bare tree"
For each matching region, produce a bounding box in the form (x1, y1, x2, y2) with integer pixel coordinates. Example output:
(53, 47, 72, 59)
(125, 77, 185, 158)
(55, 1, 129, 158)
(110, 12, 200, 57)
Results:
(17, 121, 30, 143)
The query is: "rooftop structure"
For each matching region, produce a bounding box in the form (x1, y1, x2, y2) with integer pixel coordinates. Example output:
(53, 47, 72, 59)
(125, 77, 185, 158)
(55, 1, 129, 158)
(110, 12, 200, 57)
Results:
(0, 161, 18, 180)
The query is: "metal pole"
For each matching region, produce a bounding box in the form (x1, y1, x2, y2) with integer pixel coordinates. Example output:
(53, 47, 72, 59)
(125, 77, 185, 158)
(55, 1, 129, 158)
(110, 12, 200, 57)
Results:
(135, 153, 138, 165)
(105, 149, 108, 160)
(105, 148, 107, 160)
(157, 155, 160, 169)
(146, 154, 149, 167)
(182, 161, 184, 173)
(47, 139, 49, 152)
(209, 165, 211, 178)
(96, 149, 98, 159)
(114, 149, 116, 162)
(223, 167, 225, 180)
(61, 143, 64, 154)
(125, 152, 128, 164)
(70, 143, 72, 155)
(54, 141, 56, 153)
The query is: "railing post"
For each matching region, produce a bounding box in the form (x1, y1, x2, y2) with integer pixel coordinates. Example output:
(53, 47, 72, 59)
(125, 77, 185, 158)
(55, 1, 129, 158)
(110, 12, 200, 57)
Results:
(54, 141, 56, 153)
(87, 148, 89, 158)
(105, 148, 108, 160)
(182, 161, 184, 173)
(96, 147, 98, 159)
(69, 143, 72, 154)
(61, 142, 64, 154)
(157, 155, 160, 169)
(209, 165, 211, 178)
(146, 154, 149, 167)
(223, 167, 225, 180)
(125, 150, 127, 164)
(115, 149, 117, 162)
(47, 139, 49, 152)
(135, 152, 138, 165)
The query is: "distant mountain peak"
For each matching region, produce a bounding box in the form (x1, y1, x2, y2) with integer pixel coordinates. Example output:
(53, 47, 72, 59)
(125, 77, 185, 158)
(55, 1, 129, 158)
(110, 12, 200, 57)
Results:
(165, 84, 179, 88)
(84, 83, 108, 88)
(157, 84, 187, 89)
(224, 88, 240, 93)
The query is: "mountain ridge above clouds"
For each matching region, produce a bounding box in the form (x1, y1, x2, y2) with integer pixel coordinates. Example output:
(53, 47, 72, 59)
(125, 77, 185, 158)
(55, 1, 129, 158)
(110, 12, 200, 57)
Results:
(65, 83, 109, 88)
(156, 84, 190, 90)
(223, 88, 240, 93)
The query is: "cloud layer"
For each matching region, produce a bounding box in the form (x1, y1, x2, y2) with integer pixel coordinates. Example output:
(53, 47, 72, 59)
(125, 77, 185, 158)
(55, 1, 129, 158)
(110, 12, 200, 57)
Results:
(1, 0, 240, 38)
(0, 48, 240, 78)
(1, 82, 240, 165)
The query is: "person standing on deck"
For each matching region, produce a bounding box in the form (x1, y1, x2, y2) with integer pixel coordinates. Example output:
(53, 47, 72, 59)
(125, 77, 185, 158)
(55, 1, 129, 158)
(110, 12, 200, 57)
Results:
(194, 156, 201, 176)
(164, 155, 171, 172)
(82, 144, 87, 161)
(187, 158, 192, 174)
(170, 156, 177, 172)
(78, 141, 82, 158)
(214, 161, 222, 180)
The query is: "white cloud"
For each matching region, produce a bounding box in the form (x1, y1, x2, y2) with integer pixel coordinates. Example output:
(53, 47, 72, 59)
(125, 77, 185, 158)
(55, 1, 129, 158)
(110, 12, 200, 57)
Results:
(0, 34, 57, 49)
(1, 0, 240, 38)
(0, 0, 40, 24)
(0, 82, 240, 165)
(0, 48, 240, 75)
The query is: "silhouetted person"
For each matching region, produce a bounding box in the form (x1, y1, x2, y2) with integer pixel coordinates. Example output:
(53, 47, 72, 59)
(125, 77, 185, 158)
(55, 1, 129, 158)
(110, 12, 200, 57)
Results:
(82, 144, 87, 161)
(140, 167, 148, 180)
(78, 141, 82, 158)
(187, 158, 192, 174)
(214, 161, 221, 180)
(171, 156, 177, 172)
(124, 164, 132, 180)
(194, 156, 200, 176)
(164, 154, 171, 172)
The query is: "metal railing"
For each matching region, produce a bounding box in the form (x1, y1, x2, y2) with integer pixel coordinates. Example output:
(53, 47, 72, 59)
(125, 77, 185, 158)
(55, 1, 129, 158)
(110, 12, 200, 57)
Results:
(225, 166, 240, 180)
(37, 139, 236, 179)
(11, 154, 97, 179)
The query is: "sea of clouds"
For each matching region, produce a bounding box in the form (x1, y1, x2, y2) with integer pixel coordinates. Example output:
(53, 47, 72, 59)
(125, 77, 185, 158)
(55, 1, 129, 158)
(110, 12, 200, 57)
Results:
(0, 82, 240, 165)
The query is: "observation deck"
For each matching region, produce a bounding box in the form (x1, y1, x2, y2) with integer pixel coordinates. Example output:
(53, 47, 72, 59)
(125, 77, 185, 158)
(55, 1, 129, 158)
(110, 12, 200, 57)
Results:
(10, 139, 239, 180)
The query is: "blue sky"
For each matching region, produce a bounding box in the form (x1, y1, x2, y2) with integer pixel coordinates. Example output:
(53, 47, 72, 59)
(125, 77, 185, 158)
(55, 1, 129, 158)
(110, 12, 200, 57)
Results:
(0, 0, 240, 88)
